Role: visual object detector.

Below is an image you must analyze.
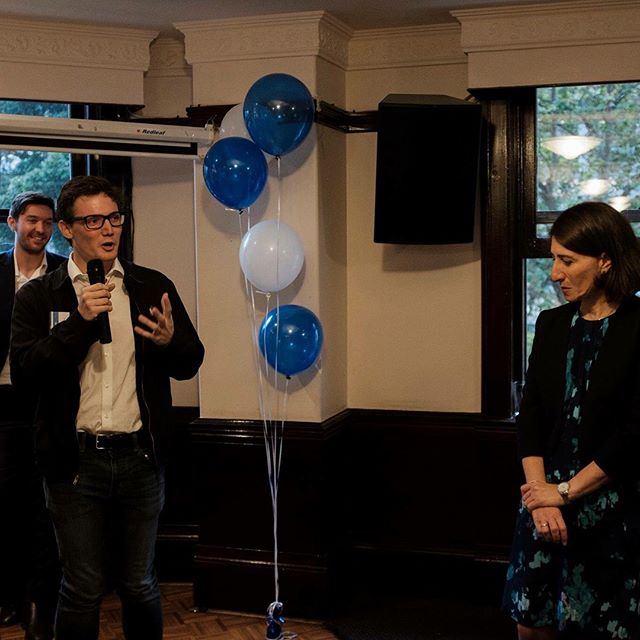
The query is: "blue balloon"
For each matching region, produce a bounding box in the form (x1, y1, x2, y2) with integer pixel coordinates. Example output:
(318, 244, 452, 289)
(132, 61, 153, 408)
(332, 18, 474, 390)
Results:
(243, 74, 315, 157)
(259, 304, 323, 377)
(203, 136, 268, 210)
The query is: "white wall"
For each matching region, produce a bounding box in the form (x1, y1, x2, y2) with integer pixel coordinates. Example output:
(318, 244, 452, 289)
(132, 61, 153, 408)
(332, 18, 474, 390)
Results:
(180, 14, 350, 421)
(131, 157, 199, 407)
(345, 27, 481, 412)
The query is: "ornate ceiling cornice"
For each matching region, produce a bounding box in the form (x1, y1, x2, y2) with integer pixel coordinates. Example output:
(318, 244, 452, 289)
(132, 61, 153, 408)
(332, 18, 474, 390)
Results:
(453, 0, 640, 53)
(146, 36, 192, 79)
(176, 11, 351, 69)
(177, 12, 465, 72)
(349, 24, 465, 70)
(0, 17, 157, 70)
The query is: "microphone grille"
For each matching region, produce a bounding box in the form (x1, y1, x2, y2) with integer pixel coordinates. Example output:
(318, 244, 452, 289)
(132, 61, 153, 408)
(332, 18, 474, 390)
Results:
(87, 259, 105, 285)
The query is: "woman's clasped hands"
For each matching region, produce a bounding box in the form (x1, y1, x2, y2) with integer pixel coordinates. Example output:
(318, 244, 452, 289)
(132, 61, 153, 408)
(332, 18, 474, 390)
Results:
(521, 480, 568, 546)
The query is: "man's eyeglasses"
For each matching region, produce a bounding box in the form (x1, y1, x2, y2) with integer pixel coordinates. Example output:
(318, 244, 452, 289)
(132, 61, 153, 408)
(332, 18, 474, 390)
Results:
(69, 212, 126, 230)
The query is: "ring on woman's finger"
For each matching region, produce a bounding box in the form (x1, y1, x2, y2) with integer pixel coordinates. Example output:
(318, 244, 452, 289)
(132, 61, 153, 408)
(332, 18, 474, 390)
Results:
(541, 522, 549, 527)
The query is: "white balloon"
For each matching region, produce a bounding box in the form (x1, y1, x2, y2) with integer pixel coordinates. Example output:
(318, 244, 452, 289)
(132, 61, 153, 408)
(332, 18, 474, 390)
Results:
(219, 104, 251, 140)
(239, 220, 304, 293)
(219, 104, 274, 164)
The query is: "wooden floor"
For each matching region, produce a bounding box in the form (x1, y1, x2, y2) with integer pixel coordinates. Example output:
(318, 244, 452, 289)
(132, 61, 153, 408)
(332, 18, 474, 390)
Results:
(0, 584, 339, 640)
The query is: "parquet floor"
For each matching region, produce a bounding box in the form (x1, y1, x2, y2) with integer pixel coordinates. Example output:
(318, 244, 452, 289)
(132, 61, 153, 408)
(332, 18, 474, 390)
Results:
(0, 584, 339, 640)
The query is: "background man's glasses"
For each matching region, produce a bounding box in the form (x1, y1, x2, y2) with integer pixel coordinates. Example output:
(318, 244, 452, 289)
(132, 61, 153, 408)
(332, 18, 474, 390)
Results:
(69, 212, 126, 230)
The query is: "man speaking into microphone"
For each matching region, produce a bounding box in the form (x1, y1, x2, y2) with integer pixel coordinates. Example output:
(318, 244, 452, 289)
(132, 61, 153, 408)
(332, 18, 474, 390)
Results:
(10, 176, 204, 640)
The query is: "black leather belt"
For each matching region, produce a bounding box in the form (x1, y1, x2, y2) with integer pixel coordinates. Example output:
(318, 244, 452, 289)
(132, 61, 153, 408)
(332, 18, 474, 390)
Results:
(78, 431, 141, 451)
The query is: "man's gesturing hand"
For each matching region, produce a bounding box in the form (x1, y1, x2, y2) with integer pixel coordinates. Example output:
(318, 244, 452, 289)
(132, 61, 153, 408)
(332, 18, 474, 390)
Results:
(134, 293, 174, 346)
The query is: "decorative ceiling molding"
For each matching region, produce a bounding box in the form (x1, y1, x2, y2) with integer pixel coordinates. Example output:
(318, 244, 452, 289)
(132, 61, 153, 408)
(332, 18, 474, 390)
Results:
(453, 0, 640, 88)
(453, 0, 640, 53)
(0, 17, 157, 71)
(176, 11, 352, 69)
(146, 36, 192, 79)
(349, 23, 465, 70)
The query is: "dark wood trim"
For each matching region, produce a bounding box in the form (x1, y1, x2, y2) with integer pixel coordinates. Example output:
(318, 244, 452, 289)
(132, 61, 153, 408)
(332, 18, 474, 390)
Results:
(472, 88, 535, 418)
(184, 408, 519, 617)
(155, 524, 199, 583)
(156, 406, 202, 581)
(171, 405, 201, 424)
(190, 408, 350, 443)
(346, 409, 518, 561)
(349, 407, 481, 427)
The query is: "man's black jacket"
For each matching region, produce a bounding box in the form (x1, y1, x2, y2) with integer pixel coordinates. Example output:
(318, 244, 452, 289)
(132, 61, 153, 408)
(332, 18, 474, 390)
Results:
(10, 259, 205, 482)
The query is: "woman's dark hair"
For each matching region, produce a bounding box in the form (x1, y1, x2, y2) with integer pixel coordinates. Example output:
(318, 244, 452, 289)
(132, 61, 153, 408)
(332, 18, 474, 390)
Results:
(551, 201, 640, 302)
(9, 191, 55, 219)
(56, 176, 121, 223)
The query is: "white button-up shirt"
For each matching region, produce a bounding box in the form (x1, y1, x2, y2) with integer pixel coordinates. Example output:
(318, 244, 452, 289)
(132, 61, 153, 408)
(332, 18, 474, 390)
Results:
(68, 256, 142, 434)
(0, 251, 48, 386)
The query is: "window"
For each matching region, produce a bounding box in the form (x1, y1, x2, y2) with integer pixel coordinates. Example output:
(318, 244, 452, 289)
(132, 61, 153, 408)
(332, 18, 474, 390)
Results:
(0, 101, 134, 261)
(477, 82, 640, 419)
(0, 100, 72, 255)
(526, 82, 640, 357)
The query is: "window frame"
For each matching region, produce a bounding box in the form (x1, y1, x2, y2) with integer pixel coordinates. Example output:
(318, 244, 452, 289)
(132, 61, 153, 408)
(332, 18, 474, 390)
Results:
(474, 86, 535, 419)
(477, 82, 640, 419)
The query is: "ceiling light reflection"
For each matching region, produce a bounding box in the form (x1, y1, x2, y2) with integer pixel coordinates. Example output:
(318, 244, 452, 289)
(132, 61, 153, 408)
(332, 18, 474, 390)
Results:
(580, 178, 611, 197)
(609, 196, 631, 212)
(542, 135, 602, 160)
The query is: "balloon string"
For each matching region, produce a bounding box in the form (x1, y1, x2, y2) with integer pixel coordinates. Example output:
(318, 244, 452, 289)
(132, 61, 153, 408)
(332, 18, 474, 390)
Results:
(272, 456, 279, 603)
(240, 158, 290, 619)
(276, 156, 281, 222)
(272, 156, 282, 500)
(273, 293, 280, 481)
(270, 366, 289, 605)
(245, 281, 281, 603)
(239, 213, 276, 514)
(275, 156, 282, 301)
(278, 377, 289, 480)
(274, 156, 282, 400)
(242, 285, 271, 457)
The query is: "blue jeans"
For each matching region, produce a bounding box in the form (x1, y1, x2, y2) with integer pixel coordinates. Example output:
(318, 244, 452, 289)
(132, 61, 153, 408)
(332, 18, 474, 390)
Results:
(45, 439, 165, 640)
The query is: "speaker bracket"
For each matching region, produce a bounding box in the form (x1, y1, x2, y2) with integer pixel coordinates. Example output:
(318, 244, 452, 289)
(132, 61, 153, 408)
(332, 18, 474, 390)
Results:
(315, 101, 378, 133)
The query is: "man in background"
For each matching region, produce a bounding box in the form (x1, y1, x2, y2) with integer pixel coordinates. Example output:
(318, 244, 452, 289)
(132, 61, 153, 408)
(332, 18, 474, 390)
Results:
(0, 192, 64, 640)
(10, 176, 204, 640)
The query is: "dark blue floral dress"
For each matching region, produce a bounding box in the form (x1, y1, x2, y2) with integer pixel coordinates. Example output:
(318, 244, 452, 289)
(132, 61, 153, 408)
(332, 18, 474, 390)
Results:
(503, 312, 640, 638)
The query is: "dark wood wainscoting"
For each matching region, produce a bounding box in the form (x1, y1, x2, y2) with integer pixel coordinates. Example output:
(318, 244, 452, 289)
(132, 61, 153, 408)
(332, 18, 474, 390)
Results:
(156, 406, 201, 582)
(158, 408, 521, 617)
(347, 410, 520, 563)
(188, 412, 349, 618)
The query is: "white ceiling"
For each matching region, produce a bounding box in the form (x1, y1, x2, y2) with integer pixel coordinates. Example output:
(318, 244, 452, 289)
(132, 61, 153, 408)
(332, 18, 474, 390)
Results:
(1, 0, 567, 33)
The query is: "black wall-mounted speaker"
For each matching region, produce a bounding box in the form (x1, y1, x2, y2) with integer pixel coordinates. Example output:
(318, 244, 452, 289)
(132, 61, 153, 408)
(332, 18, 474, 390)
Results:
(374, 94, 481, 245)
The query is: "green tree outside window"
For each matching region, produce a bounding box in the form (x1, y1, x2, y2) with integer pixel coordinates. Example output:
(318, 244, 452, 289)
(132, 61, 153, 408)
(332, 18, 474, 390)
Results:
(0, 100, 72, 255)
(526, 82, 640, 357)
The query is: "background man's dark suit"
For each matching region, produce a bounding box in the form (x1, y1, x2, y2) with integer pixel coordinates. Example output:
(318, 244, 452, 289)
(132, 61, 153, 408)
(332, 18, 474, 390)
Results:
(0, 248, 65, 634)
(1, 249, 66, 374)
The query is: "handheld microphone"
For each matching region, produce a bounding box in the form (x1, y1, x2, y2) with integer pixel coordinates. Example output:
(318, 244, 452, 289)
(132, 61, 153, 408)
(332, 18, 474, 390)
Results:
(87, 259, 112, 345)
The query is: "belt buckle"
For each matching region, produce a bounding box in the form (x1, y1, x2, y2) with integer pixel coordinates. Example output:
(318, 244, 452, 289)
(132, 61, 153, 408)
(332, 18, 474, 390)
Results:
(95, 434, 108, 450)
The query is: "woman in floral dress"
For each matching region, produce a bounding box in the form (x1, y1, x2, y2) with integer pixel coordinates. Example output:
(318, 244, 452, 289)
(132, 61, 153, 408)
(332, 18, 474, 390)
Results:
(503, 202, 640, 640)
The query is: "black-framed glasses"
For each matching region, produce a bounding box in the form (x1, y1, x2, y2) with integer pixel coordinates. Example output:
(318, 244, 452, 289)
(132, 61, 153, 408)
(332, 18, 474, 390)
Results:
(69, 212, 126, 230)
